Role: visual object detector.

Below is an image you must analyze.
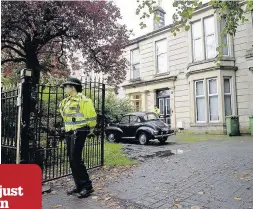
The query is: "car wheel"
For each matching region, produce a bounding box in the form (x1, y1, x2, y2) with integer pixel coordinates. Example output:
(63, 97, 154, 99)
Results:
(107, 132, 118, 143)
(138, 132, 149, 145)
(158, 137, 167, 144)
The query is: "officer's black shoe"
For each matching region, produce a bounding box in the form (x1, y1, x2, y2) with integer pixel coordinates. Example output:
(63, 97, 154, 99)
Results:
(67, 187, 79, 195)
(78, 187, 94, 198)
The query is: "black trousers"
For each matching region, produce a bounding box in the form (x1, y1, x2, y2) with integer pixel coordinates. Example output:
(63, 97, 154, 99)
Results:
(65, 129, 92, 191)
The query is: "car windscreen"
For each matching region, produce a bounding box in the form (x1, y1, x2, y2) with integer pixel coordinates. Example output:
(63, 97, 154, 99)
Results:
(143, 113, 159, 121)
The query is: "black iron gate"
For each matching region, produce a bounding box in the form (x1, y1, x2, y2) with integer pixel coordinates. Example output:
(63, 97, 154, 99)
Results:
(1, 72, 105, 182)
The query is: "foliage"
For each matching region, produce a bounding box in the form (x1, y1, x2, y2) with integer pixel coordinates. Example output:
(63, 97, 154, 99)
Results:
(1, 1, 130, 86)
(136, 0, 253, 65)
(104, 90, 135, 123)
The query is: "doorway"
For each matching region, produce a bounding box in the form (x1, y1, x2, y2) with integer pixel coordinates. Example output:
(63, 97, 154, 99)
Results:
(156, 89, 171, 126)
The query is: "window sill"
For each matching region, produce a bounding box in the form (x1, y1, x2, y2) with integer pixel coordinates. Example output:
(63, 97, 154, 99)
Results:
(188, 57, 235, 68)
(154, 72, 170, 78)
(188, 58, 216, 68)
(129, 78, 141, 82)
(186, 57, 236, 77)
(190, 122, 225, 127)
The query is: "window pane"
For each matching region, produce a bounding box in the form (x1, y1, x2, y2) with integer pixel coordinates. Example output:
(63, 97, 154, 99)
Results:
(159, 99, 164, 115)
(224, 95, 232, 116)
(166, 98, 170, 115)
(222, 36, 228, 56)
(157, 53, 167, 73)
(133, 64, 140, 79)
(205, 35, 216, 59)
(196, 81, 204, 96)
(221, 17, 229, 55)
(224, 78, 231, 94)
(132, 49, 139, 64)
(192, 21, 201, 39)
(209, 79, 217, 94)
(209, 96, 219, 121)
(156, 40, 167, 54)
(193, 39, 203, 61)
(120, 116, 129, 123)
(130, 116, 138, 123)
(135, 101, 140, 111)
(196, 97, 206, 121)
(204, 16, 214, 35)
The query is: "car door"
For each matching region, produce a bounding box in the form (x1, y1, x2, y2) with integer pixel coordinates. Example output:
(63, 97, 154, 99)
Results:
(118, 115, 130, 137)
(129, 115, 142, 137)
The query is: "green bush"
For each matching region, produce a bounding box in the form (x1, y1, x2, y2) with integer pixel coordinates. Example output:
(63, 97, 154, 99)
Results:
(104, 90, 134, 123)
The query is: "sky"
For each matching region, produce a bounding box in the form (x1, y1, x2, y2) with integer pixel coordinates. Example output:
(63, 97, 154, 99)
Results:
(113, 0, 176, 39)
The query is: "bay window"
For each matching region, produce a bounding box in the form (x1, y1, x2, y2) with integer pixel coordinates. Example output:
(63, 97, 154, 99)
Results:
(195, 78, 219, 123)
(192, 16, 216, 62)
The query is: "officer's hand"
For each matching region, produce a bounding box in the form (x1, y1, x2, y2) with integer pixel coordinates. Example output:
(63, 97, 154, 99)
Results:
(87, 132, 95, 139)
(87, 128, 96, 139)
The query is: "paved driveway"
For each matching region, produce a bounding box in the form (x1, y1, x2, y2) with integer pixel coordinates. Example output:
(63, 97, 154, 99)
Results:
(43, 136, 253, 209)
(106, 136, 253, 209)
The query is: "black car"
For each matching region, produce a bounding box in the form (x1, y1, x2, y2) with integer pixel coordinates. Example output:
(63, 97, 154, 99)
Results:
(105, 112, 175, 145)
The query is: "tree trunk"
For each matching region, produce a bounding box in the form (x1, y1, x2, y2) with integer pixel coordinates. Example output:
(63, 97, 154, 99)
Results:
(26, 55, 41, 87)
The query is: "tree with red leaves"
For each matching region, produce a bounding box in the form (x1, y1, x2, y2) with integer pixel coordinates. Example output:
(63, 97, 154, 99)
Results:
(1, 1, 130, 86)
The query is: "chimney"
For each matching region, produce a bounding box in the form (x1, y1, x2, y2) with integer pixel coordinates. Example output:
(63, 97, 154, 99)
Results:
(153, 0, 166, 30)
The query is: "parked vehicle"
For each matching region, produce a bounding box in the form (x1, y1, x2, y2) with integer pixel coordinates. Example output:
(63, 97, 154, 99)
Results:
(105, 112, 175, 145)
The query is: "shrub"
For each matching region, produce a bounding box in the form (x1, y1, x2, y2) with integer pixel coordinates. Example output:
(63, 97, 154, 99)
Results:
(104, 90, 134, 123)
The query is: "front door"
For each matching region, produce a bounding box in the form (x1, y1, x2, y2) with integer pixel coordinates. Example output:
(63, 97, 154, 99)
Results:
(157, 89, 171, 127)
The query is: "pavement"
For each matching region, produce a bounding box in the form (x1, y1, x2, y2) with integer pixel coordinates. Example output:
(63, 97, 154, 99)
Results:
(43, 135, 253, 209)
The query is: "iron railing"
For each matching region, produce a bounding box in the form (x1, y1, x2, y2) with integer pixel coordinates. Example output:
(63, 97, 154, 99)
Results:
(1, 78, 105, 182)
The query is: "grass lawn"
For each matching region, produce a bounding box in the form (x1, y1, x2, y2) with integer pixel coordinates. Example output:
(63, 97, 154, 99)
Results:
(104, 142, 137, 166)
(175, 133, 230, 143)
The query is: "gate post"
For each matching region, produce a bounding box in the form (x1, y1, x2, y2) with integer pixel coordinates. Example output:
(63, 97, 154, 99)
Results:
(101, 83, 105, 166)
(16, 69, 32, 164)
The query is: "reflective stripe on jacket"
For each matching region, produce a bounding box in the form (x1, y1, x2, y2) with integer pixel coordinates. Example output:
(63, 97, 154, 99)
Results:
(59, 93, 97, 132)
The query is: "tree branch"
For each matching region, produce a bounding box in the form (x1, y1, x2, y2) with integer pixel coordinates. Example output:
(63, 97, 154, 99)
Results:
(1, 58, 26, 65)
(1, 45, 26, 58)
(1, 39, 25, 50)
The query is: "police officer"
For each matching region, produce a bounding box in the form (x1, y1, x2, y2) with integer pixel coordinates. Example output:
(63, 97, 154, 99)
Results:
(59, 77, 97, 198)
(153, 105, 160, 115)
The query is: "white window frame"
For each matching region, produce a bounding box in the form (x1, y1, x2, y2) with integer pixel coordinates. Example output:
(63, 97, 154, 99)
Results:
(192, 20, 203, 62)
(130, 48, 140, 80)
(155, 39, 168, 74)
(224, 77, 232, 116)
(191, 16, 216, 62)
(131, 95, 141, 111)
(220, 17, 230, 56)
(195, 80, 206, 123)
(207, 78, 219, 122)
(204, 16, 216, 59)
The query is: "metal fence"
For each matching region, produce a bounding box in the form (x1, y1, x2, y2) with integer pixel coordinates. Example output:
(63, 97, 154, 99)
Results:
(1, 88, 19, 164)
(1, 74, 105, 182)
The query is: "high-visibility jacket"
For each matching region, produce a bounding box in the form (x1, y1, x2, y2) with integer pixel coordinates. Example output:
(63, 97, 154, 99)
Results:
(59, 93, 97, 132)
(153, 107, 160, 115)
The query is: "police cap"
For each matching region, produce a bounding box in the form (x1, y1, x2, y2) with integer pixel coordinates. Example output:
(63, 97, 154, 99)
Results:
(61, 77, 82, 87)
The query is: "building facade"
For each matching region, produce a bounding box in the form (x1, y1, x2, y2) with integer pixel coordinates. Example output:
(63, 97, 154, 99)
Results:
(121, 4, 253, 134)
